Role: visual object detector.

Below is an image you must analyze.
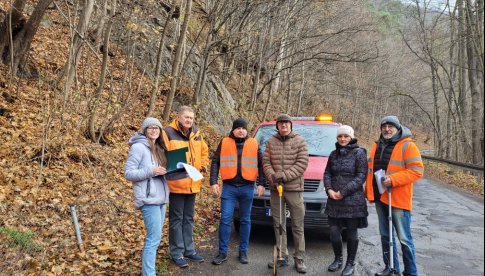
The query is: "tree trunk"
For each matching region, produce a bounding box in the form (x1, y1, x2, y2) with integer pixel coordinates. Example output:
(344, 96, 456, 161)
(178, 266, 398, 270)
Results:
(465, 0, 482, 163)
(286, 64, 293, 114)
(192, 32, 212, 105)
(88, 0, 116, 143)
(248, 21, 267, 125)
(446, 3, 458, 159)
(163, 0, 192, 121)
(0, 0, 27, 62)
(59, 0, 95, 106)
(8, 0, 54, 78)
(94, 0, 108, 48)
(296, 41, 308, 117)
(263, 11, 287, 121)
(431, 62, 443, 157)
(147, 0, 175, 117)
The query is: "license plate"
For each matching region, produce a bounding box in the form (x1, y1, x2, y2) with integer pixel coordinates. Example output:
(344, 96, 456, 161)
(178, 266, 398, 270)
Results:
(266, 208, 291, 218)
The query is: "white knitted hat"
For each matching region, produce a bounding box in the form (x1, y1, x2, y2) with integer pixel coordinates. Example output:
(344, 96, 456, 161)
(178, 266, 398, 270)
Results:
(336, 125, 355, 139)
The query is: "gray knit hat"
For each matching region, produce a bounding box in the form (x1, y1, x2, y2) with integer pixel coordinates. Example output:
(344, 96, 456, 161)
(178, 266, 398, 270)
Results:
(141, 117, 163, 133)
(380, 116, 401, 130)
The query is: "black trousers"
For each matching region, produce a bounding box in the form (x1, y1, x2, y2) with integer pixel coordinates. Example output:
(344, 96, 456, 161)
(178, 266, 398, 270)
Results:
(169, 193, 196, 259)
(329, 222, 359, 263)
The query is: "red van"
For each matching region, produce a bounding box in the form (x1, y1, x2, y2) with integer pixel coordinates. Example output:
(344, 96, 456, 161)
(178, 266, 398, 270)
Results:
(234, 115, 340, 231)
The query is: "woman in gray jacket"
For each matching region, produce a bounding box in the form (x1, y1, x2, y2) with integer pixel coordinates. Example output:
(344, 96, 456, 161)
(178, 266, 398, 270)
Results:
(125, 117, 170, 276)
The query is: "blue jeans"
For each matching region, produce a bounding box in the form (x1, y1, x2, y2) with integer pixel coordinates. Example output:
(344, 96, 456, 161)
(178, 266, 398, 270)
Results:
(375, 200, 418, 276)
(219, 184, 254, 254)
(141, 204, 167, 276)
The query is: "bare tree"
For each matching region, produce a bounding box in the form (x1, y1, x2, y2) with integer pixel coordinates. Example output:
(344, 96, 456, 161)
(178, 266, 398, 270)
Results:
(146, 0, 176, 117)
(163, 0, 193, 121)
(0, 0, 54, 78)
(88, 0, 116, 142)
(58, 0, 95, 107)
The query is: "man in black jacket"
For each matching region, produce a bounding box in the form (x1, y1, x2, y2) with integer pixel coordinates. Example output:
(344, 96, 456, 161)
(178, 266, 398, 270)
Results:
(210, 118, 265, 265)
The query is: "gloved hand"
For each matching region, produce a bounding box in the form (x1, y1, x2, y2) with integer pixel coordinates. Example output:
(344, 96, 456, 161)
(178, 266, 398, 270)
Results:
(272, 172, 285, 183)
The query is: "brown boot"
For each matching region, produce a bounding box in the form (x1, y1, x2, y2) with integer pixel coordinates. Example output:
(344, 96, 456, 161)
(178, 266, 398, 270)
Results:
(294, 258, 307, 274)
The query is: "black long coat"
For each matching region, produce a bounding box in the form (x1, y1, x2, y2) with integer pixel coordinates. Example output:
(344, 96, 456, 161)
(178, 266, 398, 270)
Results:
(323, 140, 368, 219)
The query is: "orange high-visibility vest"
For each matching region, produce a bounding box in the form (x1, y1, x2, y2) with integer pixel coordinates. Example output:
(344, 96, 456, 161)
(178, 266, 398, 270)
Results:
(365, 137, 424, 211)
(220, 137, 259, 182)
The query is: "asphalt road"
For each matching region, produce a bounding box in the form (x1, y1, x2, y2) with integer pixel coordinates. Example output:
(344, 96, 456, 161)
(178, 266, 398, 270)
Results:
(172, 177, 484, 276)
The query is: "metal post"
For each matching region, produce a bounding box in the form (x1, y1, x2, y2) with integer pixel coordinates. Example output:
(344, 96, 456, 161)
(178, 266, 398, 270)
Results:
(388, 187, 394, 274)
(70, 204, 84, 251)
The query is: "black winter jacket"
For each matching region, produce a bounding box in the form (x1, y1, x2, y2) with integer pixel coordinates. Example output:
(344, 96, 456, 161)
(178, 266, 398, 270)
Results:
(323, 139, 368, 219)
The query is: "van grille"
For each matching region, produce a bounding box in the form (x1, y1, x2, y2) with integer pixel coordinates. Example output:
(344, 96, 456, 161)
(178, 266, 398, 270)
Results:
(256, 178, 320, 192)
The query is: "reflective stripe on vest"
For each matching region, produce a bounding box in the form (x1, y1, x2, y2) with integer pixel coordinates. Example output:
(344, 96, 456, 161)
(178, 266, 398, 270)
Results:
(220, 137, 259, 181)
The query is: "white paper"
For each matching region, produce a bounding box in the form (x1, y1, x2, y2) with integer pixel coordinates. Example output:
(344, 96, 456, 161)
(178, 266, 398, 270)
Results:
(374, 169, 387, 195)
(177, 162, 204, 181)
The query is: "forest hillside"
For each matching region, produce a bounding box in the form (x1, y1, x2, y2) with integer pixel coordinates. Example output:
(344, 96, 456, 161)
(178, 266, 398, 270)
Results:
(0, 0, 483, 274)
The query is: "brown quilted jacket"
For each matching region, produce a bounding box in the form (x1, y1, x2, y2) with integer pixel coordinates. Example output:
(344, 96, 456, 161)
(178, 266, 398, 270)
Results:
(263, 132, 309, 191)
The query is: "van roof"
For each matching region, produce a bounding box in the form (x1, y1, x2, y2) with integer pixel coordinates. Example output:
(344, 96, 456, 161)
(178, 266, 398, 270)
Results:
(258, 120, 340, 126)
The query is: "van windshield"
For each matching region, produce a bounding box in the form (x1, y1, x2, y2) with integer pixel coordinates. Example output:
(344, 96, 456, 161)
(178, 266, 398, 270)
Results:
(254, 124, 338, 157)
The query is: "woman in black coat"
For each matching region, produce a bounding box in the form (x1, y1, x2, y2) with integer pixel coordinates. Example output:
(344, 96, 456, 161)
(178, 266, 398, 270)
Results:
(324, 125, 368, 276)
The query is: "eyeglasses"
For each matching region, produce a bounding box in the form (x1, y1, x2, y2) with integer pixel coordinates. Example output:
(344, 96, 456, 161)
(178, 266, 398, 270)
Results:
(381, 124, 396, 130)
(147, 126, 160, 131)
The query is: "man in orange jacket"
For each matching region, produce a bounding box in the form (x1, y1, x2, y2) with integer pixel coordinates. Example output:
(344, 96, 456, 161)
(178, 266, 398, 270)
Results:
(365, 116, 424, 276)
(162, 106, 209, 268)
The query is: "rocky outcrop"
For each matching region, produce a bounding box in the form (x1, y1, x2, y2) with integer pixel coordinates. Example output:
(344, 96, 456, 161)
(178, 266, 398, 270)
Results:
(110, 1, 236, 133)
(199, 75, 236, 134)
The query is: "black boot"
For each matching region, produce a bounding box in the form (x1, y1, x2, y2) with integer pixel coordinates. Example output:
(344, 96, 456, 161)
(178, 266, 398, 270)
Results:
(341, 262, 354, 276)
(342, 234, 359, 276)
(328, 255, 343, 272)
(329, 227, 343, 272)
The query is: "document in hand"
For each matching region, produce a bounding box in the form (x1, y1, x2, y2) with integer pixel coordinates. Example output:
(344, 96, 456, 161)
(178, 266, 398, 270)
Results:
(165, 162, 203, 181)
(176, 163, 204, 181)
(166, 147, 188, 171)
(374, 169, 387, 194)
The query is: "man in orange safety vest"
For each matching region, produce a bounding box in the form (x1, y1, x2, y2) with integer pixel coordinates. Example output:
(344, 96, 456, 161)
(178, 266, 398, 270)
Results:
(209, 117, 265, 266)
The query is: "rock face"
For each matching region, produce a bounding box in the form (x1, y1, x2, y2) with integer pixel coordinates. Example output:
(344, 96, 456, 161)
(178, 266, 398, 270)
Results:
(110, 1, 236, 134)
(199, 75, 236, 134)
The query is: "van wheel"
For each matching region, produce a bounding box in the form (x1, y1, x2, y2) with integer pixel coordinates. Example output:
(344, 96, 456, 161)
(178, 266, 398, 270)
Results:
(234, 219, 240, 233)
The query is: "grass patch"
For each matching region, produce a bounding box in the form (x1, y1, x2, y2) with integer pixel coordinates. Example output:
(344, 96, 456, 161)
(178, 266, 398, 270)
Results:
(156, 257, 170, 275)
(0, 227, 44, 253)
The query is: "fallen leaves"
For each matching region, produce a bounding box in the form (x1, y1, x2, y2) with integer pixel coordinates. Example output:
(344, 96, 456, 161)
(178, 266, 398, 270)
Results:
(424, 160, 484, 195)
(0, 4, 223, 276)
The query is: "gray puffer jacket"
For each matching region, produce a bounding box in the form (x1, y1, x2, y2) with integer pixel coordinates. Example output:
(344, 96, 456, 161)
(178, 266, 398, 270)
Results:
(125, 132, 169, 209)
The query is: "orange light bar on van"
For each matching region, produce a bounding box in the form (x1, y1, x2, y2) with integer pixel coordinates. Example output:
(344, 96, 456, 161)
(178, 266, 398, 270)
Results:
(315, 114, 333, 122)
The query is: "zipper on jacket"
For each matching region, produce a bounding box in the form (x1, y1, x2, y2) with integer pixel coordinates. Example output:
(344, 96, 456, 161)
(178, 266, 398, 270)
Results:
(146, 178, 151, 197)
(147, 152, 156, 198)
(280, 136, 285, 186)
